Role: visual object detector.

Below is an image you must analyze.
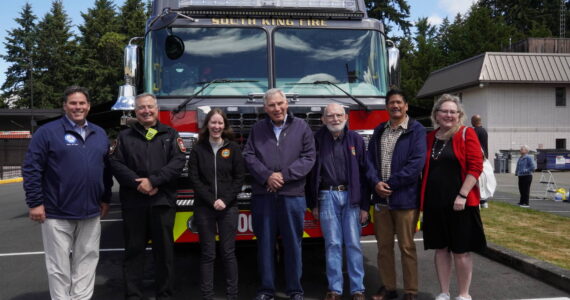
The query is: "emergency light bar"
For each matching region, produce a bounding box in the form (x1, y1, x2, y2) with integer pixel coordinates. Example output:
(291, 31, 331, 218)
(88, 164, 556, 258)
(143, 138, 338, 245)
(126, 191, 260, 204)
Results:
(179, 0, 358, 11)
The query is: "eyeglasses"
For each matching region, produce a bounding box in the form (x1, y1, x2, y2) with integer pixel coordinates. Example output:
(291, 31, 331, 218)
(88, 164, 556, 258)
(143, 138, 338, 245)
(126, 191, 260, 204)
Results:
(325, 113, 345, 119)
(437, 109, 459, 115)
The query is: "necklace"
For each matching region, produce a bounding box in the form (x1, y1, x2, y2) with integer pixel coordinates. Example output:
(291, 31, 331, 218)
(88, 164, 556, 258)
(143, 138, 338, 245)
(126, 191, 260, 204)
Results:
(431, 138, 447, 160)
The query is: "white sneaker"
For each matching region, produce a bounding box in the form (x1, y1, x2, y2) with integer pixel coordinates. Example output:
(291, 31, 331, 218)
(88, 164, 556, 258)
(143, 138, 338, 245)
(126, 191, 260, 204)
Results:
(435, 293, 450, 300)
(455, 296, 472, 300)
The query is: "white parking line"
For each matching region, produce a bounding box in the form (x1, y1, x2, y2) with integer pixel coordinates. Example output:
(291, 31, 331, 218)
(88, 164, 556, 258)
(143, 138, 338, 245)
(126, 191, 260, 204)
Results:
(0, 247, 152, 257)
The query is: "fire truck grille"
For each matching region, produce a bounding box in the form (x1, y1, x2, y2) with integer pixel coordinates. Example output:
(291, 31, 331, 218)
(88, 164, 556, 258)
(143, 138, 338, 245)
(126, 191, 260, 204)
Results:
(226, 111, 323, 145)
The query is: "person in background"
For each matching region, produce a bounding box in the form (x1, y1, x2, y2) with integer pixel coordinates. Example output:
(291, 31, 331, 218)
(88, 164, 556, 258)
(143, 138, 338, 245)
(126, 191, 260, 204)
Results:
(471, 114, 489, 208)
(243, 88, 316, 300)
(515, 145, 536, 208)
(109, 93, 186, 300)
(366, 89, 426, 300)
(22, 86, 112, 300)
(188, 108, 245, 300)
(420, 94, 487, 300)
(307, 103, 369, 300)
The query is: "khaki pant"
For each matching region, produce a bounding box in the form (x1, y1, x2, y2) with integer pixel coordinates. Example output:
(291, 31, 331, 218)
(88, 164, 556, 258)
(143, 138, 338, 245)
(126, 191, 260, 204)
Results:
(373, 207, 419, 294)
(42, 217, 101, 300)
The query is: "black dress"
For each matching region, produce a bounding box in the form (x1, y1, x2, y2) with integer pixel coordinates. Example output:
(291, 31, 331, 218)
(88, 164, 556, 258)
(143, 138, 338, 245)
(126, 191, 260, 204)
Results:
(423, 137, 487, 253)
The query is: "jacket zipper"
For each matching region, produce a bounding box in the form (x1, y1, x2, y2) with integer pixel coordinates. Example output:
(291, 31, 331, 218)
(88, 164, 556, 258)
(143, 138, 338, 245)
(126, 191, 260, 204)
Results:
(214, 147, 218, 199)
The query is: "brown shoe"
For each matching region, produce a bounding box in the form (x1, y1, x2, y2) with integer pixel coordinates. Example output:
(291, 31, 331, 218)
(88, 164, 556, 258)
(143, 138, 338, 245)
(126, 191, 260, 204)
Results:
(403, 293, 417, 300)
(324, 291, 342, 300)
(370, 287, 397, 300)
(352, 292, 366, 300)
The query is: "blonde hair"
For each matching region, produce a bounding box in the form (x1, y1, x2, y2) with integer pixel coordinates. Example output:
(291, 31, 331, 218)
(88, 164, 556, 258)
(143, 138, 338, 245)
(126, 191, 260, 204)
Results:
(431, 94, 466, 139)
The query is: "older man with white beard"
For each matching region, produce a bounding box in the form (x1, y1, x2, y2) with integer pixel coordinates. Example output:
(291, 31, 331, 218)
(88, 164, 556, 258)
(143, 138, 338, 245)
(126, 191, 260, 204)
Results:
(307, 103, 370, 300)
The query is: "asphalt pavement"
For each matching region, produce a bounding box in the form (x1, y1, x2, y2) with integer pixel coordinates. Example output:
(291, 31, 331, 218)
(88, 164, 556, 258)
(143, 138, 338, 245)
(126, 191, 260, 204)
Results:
(1, 174, 570, 300)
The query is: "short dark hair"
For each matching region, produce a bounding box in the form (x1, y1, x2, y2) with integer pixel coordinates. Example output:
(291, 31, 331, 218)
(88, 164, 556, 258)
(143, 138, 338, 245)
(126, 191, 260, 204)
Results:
(198, 108, 234, 144)
(63, 86, 90, 103)
(386, 88, 406, 103)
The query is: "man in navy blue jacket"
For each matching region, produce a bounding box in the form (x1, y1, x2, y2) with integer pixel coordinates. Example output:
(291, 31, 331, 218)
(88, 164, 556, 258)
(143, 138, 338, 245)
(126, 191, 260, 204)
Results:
(307, 103, 369, 300)
(366, 89, 426, 300)
(22, 86, 112, 299)
(243, 88, 316, 300)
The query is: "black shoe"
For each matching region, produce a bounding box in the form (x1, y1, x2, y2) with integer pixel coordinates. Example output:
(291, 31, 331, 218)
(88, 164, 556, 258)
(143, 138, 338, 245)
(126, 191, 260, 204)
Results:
(290, 293, 304, 300)
(254, 294, 274, 300)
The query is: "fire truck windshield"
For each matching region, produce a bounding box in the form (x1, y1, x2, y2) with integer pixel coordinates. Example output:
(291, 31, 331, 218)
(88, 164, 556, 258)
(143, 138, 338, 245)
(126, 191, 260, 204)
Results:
(148, 27, 269, 96)
(275, 28, 388, 97)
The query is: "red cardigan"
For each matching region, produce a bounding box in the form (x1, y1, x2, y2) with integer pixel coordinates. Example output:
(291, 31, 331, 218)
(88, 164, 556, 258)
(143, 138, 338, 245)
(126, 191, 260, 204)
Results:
(420, 126, 483, 210)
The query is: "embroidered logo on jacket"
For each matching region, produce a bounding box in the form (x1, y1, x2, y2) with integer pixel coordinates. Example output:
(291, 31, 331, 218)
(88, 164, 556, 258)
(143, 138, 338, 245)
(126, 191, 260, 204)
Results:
(221, 148, 231, 158)
(64, 134, 78, 145)
(351, 146, 356, 156)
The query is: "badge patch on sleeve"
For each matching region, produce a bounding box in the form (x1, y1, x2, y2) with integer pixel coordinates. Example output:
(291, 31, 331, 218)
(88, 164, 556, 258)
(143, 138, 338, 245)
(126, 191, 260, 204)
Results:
(351, 146, 356, 156)
(177, 137, 187, 152)
(221, 148, 231, 158)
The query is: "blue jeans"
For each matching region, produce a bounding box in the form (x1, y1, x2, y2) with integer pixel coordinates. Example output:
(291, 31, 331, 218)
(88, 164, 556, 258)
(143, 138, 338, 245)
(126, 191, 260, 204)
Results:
(251, 194, 306, 296)
(319, 190, 365, 295)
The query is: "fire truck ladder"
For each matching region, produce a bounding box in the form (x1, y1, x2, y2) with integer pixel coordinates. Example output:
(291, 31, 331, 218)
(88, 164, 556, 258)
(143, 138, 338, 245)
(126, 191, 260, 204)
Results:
(539, 170, 558, 199)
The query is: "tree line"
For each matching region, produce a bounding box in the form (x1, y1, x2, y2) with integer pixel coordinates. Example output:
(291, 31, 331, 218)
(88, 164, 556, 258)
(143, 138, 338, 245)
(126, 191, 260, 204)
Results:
(1, 0, 569, 109)
(0, 0, 148, 108)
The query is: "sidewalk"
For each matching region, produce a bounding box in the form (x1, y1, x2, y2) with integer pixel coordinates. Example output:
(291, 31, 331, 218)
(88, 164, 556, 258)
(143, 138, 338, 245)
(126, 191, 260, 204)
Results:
(481, 171, 570, 294)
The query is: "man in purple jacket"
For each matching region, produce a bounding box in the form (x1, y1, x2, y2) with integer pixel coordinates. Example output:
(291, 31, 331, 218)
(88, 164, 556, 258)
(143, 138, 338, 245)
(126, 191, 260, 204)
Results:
(243, 88, 316, 300)
(366, 89, 426, 300)
(307, 103, 369, 300)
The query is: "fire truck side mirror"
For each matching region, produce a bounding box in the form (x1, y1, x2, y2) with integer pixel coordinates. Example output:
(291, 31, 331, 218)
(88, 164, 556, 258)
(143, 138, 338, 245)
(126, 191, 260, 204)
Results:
(165, 35, 185, 60)
(386, 40, 400, 88)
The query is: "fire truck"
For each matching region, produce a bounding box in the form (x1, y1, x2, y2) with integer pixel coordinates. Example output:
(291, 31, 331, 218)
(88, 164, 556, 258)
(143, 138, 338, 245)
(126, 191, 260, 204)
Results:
(111, 0, 400, 242)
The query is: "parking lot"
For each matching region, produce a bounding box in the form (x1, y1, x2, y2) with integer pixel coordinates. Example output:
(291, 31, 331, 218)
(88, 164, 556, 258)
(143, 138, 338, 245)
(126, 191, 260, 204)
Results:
(1, 175, 569, 300)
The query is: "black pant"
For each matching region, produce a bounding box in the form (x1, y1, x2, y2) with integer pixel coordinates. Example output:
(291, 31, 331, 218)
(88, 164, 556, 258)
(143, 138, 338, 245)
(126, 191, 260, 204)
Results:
(194, 205, 239, 300)
(518, 175, 533, 205)
(122, 205, 175, 300)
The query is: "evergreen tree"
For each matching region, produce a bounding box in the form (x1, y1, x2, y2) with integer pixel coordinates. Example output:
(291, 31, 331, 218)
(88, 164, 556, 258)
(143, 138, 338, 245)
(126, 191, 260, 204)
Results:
(77, 0, 123, 105)
(119, 0, 147, 39)
(1, 3, 38, 108)
(365, 0, 412, 35)
(34, 0, 78, 108)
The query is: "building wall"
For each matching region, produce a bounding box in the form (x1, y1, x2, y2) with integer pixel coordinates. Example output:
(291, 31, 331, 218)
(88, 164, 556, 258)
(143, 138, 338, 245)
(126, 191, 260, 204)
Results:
(460, 84, 570, 161)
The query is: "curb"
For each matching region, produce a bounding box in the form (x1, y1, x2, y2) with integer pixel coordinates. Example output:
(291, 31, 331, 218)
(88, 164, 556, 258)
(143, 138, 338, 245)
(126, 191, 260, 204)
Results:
(480, 243, 570, 294)
(0, 177, 23, 184)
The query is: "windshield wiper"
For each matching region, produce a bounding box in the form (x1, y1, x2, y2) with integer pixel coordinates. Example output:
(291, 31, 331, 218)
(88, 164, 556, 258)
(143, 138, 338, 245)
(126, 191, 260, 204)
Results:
(312, 80, 369, 111)
(173, 79, 259, 114)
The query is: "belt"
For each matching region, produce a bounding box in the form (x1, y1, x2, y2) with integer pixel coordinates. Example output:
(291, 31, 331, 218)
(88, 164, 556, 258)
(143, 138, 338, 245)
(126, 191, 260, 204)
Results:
(320, 184, 348, 191)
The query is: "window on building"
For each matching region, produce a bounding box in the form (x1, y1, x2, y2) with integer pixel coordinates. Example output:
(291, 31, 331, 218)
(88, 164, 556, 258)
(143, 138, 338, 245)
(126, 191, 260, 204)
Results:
(556, 138, 566, 150)
(555, 87, 566, 106)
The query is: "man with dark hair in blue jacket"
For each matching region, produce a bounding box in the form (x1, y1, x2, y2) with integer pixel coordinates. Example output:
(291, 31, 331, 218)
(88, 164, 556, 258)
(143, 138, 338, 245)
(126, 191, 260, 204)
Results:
(22, 85, 112, 300)
(367, 89, 426, 300)
(307, 103, 369, 300)
(243, 88, 316, 300)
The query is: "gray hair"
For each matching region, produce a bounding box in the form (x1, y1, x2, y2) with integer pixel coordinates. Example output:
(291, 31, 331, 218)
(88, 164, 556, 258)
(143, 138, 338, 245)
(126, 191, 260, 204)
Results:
(263, 88, 286, 104)
(431, 94, 466, 139)
(135, 93, 158, 106)
(520, 145, 531, 152)
(324, 103, 347, 116)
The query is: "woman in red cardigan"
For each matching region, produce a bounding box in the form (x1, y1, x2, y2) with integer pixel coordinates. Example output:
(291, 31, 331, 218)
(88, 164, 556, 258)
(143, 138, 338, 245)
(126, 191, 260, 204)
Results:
(420, 94, 486, 300)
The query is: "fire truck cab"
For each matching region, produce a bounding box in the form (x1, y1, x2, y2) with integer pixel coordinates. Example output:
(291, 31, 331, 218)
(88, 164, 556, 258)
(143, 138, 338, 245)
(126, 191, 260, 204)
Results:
(112, 0, 400, 242)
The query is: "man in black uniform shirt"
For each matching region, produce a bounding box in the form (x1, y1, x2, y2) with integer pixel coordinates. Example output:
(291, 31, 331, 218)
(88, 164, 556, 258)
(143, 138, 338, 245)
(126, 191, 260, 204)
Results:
(110, 93, 186, 300)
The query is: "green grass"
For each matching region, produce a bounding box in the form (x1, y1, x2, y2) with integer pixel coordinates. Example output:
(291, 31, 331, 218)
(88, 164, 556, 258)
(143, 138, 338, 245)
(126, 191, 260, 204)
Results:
(481, 201, 570, 270)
